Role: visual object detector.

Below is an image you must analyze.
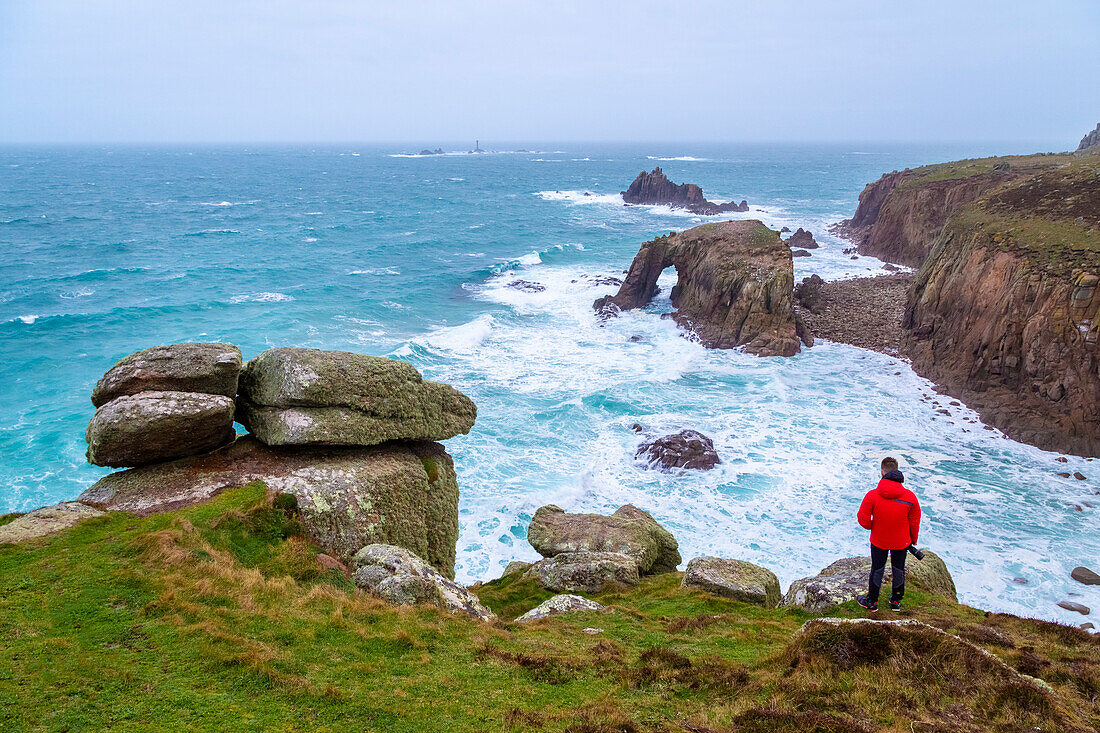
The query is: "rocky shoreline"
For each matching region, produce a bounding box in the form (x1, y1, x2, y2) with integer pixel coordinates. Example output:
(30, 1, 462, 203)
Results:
(795, 273, 913, 355)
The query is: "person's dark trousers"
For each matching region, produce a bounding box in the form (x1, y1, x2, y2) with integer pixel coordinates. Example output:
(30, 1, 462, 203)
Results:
(867, 544, 906, 603)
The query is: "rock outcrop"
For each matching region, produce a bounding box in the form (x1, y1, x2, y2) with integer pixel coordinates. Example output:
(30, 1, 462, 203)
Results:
(681, 556, 781, 608)
(85, 391, 237, 467)
(238, 348, 476, 447)
(351, 544, 494, 621)
(786, 228, 818, 249)
(515, 594, 605, 622)
(621, 167, 748, 215)
(780, 550, 956, 613)
(527, 504, 681, 575)
(85, 343, 242, 467)
(91, 342, 242, 407)
(526, 551, 639, 593)
(0, 502, 104, 544)
(79, 436, 460, 575)
(635, 430, 720, 471)
(1077, 123, 1100, 153)
(593, 220, 809, 357)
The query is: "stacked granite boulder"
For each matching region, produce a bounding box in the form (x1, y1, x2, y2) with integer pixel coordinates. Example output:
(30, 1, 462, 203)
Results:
(78, 344, 475, 579)
(85, 343, 242, 467)
(523, 504, 681, 593)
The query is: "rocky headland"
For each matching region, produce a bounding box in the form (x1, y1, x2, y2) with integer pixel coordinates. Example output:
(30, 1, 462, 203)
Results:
(594, 220, 811, 356)
(621, 166, 749, 215)
(826, 146, 1100, 456)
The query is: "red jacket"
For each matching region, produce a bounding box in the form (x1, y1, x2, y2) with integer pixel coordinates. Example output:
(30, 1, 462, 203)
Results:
(857, 472, 921, 550)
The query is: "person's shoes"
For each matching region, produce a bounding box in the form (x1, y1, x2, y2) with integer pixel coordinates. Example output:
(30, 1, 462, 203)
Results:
(856, 595, 878, 611)
(889, 600, 902, 612)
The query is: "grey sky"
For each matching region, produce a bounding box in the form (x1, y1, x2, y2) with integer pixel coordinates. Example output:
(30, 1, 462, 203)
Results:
(1, 0, 1097, 144)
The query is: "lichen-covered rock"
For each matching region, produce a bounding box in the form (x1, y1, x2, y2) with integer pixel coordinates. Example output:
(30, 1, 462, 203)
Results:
(681, 556, 781, 608)
(527, 551, 639, 593)
(85, 391, 236, 467)
(515, 594, 605, 622)
(593, 221, 807, 356)
(780, 550, 956, 613)
(635, 430, 720, 471)
(238, 348, 476, 447)
(503, 560, 532, 576)
(0, 502, 104, 544)
(78, 436, 459, 576)
(351, 544, 494, 622)
(527, 504, 680, 574)
(91, 342, 242, 407)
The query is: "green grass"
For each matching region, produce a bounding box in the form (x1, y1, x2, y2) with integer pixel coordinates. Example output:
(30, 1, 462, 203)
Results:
(0, 512, 23, 527)
(2, 487, 1097, 732)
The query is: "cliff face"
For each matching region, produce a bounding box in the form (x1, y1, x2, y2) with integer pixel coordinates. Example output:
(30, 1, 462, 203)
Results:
(594, 220, 808, 356)
(622, 167, 748, 215)
(839, 170, 1019, 267)
(902, 157, 1100, 455)
(1078, 122, 1100, 153)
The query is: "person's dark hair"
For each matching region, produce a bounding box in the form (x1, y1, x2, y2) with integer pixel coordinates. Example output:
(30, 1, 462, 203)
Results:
(881, 456, 899, 473)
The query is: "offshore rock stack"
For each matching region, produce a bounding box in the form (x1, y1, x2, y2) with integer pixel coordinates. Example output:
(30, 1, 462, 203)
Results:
(78, 343, 475, 579)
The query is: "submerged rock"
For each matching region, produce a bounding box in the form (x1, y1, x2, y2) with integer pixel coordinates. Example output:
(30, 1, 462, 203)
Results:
(1071, 566, 1100, 585)
(0, 502, 104, 544)
(351, 544, 494, 622)
(91, 342, 242, 407)
(527, 551, 639, 593)
(1057, 600, 1091, 615)
(508, 280, 546, 293)
(85, 391, 236, 467)
(78, 436, 460, 575)
(593, 221, 806, 356)
(238, 348, 476, 447)
(681, 556, 781, 608)
(527, 504, 681, 574)
(781, 550, 956, 613)
(515, 594, 605, 622)
(635, 430, 720, 471)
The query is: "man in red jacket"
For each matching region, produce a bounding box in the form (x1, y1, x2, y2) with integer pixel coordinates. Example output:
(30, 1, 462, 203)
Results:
(855, 456, 921, 612)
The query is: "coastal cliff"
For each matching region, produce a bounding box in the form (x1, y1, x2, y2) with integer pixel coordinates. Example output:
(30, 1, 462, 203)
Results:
(595, 220, 809, 356)
(829, 149, 1100, 456)
(834, 155, 1071, 267)
(903, 156, 1100, 455)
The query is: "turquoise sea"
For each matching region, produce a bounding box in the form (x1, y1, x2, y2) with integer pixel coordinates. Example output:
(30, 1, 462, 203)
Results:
(1, 143, 1096, 622)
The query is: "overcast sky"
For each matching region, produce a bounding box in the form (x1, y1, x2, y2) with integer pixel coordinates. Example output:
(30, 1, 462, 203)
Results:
(1, 1, 1097, 145)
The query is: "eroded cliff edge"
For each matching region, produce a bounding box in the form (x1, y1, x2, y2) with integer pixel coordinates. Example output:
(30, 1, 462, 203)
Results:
(833, 151, 1100, 455)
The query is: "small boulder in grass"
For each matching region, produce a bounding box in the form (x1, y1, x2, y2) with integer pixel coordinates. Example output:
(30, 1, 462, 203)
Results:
(681, 556, 782, 608)
(351, 544, 495, 622)
(514, 594, 605, 622)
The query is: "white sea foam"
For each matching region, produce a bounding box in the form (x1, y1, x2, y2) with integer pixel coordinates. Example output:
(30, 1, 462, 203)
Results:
(535, 190, 623, 205)
(402, 249, 1100, 624)
(229, 292, 293, 304)
(16, 315, 37, 324)
(58, 288, 94, 299)
(199, 200, 257, 207)
(647, 155, 708, 161)
(348, 267, 401, 276)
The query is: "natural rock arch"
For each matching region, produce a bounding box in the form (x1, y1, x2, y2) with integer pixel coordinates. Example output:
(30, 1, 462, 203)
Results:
(594, 220, 810, 356)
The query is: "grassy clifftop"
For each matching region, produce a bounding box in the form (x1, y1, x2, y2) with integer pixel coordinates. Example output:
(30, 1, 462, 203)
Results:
(2, 486, 1098, 732)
